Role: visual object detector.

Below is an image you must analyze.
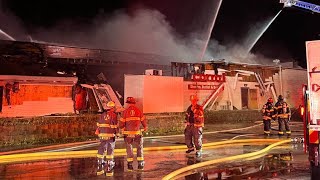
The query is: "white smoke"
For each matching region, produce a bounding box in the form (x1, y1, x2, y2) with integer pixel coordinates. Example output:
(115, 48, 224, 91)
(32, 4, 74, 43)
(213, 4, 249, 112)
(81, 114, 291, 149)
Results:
(29, 8, 204, 62)
(0, 1, 285, 66)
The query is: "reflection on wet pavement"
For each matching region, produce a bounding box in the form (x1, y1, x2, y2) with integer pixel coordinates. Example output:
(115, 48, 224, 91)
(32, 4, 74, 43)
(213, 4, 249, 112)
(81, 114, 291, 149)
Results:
(184, 146, 310, 180)
(0, 122, 310, 179)
(0, 144, 310, 179)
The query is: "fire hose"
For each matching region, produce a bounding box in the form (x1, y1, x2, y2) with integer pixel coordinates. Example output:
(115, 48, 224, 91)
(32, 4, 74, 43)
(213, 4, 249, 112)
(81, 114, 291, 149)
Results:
(0, 138, 284, 164)
(162, 138, 299, 180)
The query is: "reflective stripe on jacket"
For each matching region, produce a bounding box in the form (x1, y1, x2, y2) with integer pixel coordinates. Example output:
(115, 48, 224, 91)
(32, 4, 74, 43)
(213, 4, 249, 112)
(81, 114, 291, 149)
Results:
(97, 111, 118, 138)
(261, 103, 275, 120)
(119, 105, 147, 134)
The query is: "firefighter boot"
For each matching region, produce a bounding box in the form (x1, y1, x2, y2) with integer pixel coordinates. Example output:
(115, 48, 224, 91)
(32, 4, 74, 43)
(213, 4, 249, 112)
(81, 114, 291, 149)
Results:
(186, 148, 194, 154)
(127, 162, 134, 172)
(105, 161, 115, 177)
(278, 131, 284, 136)
(138, 161, 145, 170)
(106, 160, 115, 170)
(96, 159, 105, 176)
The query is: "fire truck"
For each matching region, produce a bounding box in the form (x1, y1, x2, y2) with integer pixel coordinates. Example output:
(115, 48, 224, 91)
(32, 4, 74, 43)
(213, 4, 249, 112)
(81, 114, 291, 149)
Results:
(302, 40, 320, 179)
(279, 1, 320, 178)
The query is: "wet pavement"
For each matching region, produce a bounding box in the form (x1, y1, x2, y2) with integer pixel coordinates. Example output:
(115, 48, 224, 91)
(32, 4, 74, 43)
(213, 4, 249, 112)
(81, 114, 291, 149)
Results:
(0, 121, 311, 179)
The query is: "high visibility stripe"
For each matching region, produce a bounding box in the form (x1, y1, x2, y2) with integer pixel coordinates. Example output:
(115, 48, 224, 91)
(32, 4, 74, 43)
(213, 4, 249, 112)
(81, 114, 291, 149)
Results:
(278, 131, 284, 134)
(110, 125, 118, 128)
(97, 123, 110, 127)
(127, 158, 134, 162)
(106, 172, 114, 177)
(123, 131, 141, 135)
(105, 155, 114, 159)
(97, 154, 104, 158)
(278, 114, 290, 118)
(194, 123, 204, 127)
(137, 157, 144, 161)
(98, 133, 115, 137)
(264, 131, 270, 134)
(286, 131, 291, 134)
(120, 117, 141, 122)
(97, 123, 118, 128)
(280, 155, 292, 161)
(309, 130, 319, 144)
(97, 170, 105, 175)
(126, 117, 141, 121)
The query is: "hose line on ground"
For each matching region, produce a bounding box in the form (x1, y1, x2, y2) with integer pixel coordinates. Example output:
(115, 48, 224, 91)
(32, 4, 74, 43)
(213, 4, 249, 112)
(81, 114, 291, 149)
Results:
(0, 139, 282, 164)
(162, 139, 291, 180)
(0, 123, 265, 155)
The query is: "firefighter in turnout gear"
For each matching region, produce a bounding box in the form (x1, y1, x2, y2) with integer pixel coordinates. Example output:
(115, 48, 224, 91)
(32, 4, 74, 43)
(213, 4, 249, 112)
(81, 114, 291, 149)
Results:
(261, 98, 275, 135)
(185, 94, 205, 157)
(119, 97, 147, 171)
(96, 101, 119, 176)
(275, 95, 291, 135)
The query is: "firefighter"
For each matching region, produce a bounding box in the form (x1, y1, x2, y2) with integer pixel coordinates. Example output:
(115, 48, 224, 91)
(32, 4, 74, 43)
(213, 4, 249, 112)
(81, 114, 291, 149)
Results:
(119, 97, 147, 171)
(275, 95, 291, 135)
(261, 97, 275, 135)
(185, 94, 205, 157)
(96, 101, 119, 176)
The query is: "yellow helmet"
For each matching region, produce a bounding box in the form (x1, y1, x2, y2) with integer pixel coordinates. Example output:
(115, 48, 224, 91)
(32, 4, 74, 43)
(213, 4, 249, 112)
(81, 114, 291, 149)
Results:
(106, 101, 116, 108)
(190, 94, 199, 101)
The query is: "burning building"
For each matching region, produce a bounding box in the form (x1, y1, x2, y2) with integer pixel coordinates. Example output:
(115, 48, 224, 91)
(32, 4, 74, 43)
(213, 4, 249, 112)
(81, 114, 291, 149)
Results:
(0, 40, 307, 116)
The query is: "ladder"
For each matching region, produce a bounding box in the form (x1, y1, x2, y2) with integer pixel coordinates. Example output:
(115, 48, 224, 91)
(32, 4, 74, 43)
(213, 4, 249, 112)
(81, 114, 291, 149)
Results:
(202, 83, 224, 109)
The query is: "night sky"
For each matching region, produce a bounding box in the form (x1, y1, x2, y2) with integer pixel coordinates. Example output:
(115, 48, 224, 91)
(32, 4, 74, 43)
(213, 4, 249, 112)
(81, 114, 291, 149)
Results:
(1, 0, 320, 68)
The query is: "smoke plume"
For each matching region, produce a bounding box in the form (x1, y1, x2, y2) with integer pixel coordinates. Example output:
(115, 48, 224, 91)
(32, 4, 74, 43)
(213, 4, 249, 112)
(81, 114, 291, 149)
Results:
(27, 8, 204, 62)
(0, 1, 282, 66)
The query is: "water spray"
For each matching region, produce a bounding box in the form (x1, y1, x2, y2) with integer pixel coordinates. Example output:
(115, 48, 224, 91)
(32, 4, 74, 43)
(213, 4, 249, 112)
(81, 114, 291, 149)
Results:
(0, 29, 15, 41)
(246, 9, 282, 54)
(199, 0, 223, 61)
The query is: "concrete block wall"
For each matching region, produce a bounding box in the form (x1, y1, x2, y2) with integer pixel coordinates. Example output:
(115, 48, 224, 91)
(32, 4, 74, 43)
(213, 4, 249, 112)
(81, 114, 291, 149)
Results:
(281, 69, 307, 108)
(225, 76, 263, 110)
(0, 97, 74, 117)
(272, 69, 307, 108)
(125, 75, 184, 113)
(0, 115, 98, 147)
(183, 81, 222, 110)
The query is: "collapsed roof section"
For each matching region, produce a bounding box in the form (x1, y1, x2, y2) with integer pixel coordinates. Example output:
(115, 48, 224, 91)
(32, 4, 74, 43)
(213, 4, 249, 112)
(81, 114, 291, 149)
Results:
(0, 40, 174, 66)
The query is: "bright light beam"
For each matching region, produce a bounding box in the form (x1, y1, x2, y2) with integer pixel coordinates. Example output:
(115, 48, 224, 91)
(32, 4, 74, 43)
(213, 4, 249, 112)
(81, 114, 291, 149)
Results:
(247, 9, 282, 54)
(0, 29, 15, 41)
(199, 0, 223, 61)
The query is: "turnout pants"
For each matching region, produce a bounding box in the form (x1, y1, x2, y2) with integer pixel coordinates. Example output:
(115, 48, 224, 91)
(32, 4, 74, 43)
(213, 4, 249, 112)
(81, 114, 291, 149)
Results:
(124, 135, 144, 165)
(278, 118, 291, 135)
(97, 138, 116, 162)
(184, 125, 203, 151)
(263, 119, 271, 134)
